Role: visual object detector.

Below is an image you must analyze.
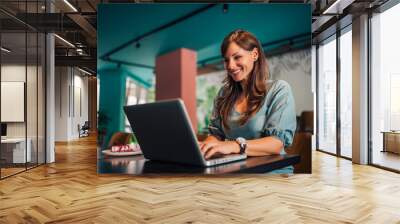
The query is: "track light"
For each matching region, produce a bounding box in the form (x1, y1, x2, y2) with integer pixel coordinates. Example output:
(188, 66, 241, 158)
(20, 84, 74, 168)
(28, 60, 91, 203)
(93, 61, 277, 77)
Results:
(223, 4, 228, 13)
(1, 47, 11, 53)
(78, 67, 92, 76)
(63, 0, 78, 12)
(54, 34, 75, 48)
(322, 0, 353, 15)
(76, 48, 84, 55)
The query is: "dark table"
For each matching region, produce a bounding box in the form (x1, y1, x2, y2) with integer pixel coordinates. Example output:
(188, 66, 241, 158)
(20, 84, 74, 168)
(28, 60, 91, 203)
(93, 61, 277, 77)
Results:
(97, 153, 300, 175)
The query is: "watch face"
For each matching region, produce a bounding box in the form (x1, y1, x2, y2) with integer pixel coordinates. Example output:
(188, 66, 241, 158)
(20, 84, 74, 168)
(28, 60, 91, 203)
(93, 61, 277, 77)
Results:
(236, 137, 247, 154)
(237, 137, 246, 145)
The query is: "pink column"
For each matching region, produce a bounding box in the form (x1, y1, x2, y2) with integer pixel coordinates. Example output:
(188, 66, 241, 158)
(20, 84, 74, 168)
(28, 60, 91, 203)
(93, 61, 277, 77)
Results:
(155, 48, 197, 132)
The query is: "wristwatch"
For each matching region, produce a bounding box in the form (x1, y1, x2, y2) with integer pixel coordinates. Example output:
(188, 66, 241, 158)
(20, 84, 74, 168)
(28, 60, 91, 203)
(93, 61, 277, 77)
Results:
(235, 137, 247, 154)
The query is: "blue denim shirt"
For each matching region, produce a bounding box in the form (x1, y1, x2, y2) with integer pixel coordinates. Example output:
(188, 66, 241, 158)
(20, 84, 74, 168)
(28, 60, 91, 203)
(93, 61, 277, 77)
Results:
(208, 80, 297, 154)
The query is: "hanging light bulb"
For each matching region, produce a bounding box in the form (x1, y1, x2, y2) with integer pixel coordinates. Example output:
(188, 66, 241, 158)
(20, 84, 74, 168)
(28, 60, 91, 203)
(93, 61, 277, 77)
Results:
(223, 4, 229, 13)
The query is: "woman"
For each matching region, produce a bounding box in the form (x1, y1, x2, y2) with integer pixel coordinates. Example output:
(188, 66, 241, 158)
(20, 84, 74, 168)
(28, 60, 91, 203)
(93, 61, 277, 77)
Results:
(200, 29, 296, 166)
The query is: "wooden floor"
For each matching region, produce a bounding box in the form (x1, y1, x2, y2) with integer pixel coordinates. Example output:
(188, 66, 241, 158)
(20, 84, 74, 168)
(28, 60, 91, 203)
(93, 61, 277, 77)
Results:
(1, 163, 45, 178)
(372, 150, 400, 171)
(1, 167, 26, 178)
(1, 136, 400, 223)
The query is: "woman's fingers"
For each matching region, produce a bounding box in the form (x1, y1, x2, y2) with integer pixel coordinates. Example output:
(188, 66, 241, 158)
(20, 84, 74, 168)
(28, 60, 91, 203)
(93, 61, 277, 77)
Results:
(200, 141, 211, 151)
(201, 141, 233, 159)
(204, 148, 214, 159)
(200, 142, 207, 151)
(205, 147, 220, 159)
(201, 142, 215, 155)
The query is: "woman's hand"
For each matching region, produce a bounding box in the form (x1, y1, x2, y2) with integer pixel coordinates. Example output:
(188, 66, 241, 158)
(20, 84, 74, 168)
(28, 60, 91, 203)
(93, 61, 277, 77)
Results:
(199, 140, 240, 159)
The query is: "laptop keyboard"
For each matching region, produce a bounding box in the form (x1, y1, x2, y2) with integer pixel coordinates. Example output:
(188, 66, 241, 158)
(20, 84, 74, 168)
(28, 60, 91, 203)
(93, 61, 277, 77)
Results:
(206, 154, 244, 161)
(205, 154, 224, 160)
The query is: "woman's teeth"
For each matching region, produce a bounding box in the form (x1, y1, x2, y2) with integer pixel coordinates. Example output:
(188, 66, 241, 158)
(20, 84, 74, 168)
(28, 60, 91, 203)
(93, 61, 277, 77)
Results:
(232, 69, 241, 74)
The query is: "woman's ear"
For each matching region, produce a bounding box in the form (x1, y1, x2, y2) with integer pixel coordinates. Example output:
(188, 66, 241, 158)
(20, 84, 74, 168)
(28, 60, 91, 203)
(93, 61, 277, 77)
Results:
(251, 48, 259, 61)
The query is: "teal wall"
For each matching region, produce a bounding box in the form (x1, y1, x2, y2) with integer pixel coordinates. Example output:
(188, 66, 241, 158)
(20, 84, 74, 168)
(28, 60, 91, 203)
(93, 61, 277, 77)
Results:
(98, 67, 153, 147)
(98, 68, 127, 147)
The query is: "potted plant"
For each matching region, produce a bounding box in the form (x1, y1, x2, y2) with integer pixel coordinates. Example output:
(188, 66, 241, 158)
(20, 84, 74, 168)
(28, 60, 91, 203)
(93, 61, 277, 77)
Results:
(97, 110, 110, 147)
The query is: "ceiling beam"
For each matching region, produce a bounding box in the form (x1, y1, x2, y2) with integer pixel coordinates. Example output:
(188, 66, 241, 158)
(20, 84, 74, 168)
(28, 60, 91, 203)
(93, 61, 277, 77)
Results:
(100, 3, 218, 60)
(55, 55, 96, 71)
(322, 0, 355, 14)
(6, 13, 84, 32)
(67, 13, 97, 45)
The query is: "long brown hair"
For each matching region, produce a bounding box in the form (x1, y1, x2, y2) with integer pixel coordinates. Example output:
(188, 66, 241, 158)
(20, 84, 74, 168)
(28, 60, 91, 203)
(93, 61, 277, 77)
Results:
(216, 29, 269, 130)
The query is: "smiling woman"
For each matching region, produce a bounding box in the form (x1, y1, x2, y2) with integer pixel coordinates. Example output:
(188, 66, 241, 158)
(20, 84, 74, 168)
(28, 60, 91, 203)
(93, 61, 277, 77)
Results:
(200, 30, 297, 173)
(98, 4, 311, 175)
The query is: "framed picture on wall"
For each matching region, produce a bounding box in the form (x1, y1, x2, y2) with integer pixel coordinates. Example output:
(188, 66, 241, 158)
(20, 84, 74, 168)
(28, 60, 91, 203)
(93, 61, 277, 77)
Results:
(1, 81, 25, 122)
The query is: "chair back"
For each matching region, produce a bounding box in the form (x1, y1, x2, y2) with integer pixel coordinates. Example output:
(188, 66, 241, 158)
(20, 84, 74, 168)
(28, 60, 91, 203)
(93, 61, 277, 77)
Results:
(299, 111, 313, 133)
(285, 132, 312, 173)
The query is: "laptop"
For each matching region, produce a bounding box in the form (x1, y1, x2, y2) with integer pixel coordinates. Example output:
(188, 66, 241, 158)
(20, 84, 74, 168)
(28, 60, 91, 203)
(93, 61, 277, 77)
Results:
(123, 99, 246, 167)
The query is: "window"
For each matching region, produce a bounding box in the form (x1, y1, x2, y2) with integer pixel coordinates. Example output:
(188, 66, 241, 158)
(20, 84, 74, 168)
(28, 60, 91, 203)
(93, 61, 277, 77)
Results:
(0, 1, 46, 179)
(339, 27, 352, 158)
(124, 77, 152, 132)
(370, 2, 400, 171)
(317, 35, 337, 154)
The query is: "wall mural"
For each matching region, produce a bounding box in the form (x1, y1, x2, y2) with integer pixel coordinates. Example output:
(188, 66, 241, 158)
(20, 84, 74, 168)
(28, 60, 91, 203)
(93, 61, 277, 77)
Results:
(196, 49, 312, 133)
(196, 70, 225, 133)
(268, 49, 311, 80)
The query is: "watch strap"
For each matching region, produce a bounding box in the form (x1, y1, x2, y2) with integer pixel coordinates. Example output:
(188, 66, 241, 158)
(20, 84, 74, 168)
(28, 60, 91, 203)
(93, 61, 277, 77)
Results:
(236, 137, 247, 154)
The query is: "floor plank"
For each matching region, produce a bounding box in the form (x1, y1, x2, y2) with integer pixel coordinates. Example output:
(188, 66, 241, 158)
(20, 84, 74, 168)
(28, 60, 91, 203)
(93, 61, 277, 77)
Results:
(372, 151, 400, 171)
(1, 135, 400, 223)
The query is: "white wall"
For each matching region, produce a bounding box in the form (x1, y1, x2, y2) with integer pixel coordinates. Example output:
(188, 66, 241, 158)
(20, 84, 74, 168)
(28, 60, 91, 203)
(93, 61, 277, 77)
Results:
(72, 72, 89, 138)
(1, 65, 41, 137)
(268, 49, 313, 115)
(55, 67, 69, 141)
(1, 63, 46, 163)
(1, 65, 27, 140)
(54, 67, 89, 141)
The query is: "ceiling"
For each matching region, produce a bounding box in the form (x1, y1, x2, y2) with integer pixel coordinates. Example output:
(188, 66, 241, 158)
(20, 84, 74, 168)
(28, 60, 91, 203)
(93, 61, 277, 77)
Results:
(0, 0, 389, 80)
(97, 3, 311, 85)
